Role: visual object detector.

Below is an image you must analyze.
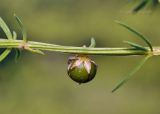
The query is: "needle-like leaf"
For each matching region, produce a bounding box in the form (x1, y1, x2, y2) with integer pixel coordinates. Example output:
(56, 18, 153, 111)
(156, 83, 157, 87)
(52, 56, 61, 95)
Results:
(0, 49, 12, 62)
(123, 40, 148, 51)
(25, 47, 44, 55)
(0, 18, 12, 40)
(133, 0, 149, 12)
(14, 14, 27, 42)
(112, 55, 151, 92)
(116, 21, 153, 51)
(14, 49, 21, 62)
(89, 37, 96, 48)
(13, 31, 17, 40)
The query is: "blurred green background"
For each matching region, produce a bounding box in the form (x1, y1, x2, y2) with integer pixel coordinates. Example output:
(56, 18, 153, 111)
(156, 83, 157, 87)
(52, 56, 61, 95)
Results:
(0, 0, 160, 114)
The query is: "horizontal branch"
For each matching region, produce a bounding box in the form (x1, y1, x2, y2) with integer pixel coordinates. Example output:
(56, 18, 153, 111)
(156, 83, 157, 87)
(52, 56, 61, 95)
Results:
(0, 39, 158, 56)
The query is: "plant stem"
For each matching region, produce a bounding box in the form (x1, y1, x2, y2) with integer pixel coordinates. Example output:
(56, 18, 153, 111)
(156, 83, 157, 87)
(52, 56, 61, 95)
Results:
(0, 39, 159, 56)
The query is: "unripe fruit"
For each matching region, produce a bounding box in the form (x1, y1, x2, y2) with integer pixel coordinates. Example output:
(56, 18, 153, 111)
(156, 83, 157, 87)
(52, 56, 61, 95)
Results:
(67, 55, 97, 84)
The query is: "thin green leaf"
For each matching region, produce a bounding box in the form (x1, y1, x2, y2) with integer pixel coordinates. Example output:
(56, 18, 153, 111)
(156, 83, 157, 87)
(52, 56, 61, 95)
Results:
(133, 0, 149, 12)
(14, 49, 21, 62)
(123, 40, 148, 51)
(116, 21, 153, 51)
(112, 55, 151, 93)
(0, 48, 12, 62)
(89, 37, 96, 48)
(13, 31, 17, 40)
(0, 17, 12, 40)
(25, 47, 44, 55)
(14, 14, 27, 42)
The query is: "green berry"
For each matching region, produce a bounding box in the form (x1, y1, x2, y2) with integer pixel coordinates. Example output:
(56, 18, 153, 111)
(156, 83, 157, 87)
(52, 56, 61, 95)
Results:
(67, 55, 97, 84)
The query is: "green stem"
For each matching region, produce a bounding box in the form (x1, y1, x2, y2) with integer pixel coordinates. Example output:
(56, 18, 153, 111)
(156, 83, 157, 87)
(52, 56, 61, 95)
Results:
(0, 39, 157, 56)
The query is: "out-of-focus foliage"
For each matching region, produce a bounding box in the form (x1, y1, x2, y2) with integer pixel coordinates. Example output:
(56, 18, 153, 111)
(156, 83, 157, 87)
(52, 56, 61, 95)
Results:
(132, 0, 160, 12)
(0, 0, 160, 114)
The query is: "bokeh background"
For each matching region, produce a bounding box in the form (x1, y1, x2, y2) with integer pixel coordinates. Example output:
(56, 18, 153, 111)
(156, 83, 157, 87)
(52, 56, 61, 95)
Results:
(0, 0, 160, 114)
